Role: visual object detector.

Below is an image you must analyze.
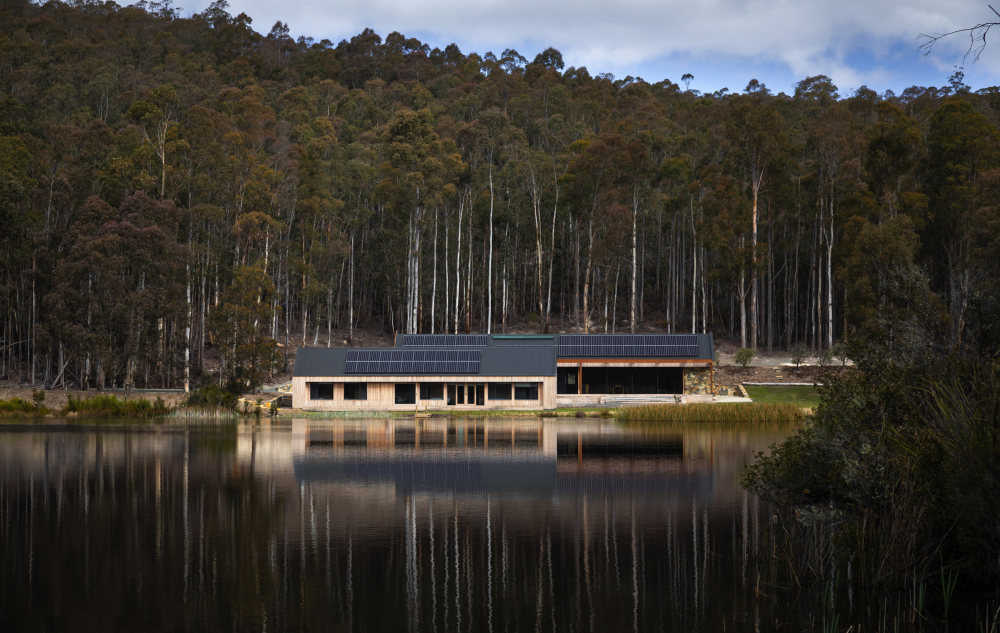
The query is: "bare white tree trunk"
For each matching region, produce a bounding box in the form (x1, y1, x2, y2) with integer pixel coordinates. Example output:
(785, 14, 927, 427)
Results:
(454, 195, 464, 334)
(750, 174, 761, 350)
(545, 183, 559, 332)
(826, 200, 834, 349)
(431, 208, 438, 334)
(348, 234, 355, 343)
(443, 217, 449, 334)
(487, 165, 494, 334)
(412, 210, 421, 333)
(184, 264, 191, 393)
(630, 185, 638, 334)
(691, 196, 697, 333)
(582, 220, 594, 333)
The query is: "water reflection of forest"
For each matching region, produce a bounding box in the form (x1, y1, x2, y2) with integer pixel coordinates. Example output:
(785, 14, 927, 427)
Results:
(0, 421, 800, 633)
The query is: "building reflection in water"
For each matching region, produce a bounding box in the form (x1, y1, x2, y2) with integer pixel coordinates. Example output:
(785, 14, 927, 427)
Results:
(0, 419, 795, 633)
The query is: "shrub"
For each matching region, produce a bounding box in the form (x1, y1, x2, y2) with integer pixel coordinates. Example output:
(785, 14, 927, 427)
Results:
(62, 394, 171, 417)
(734, 347, 756, 367)
(0, 397, 41, 414)
(832, 341, 849, 366)
(818, 347, 833, 367)
(743, 351, 1000, 594)
(790, 343, 808, 367)
(186, 384, 239, 410)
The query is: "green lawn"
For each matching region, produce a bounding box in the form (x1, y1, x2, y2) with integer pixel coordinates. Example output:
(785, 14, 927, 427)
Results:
(744, 384, 821, 408)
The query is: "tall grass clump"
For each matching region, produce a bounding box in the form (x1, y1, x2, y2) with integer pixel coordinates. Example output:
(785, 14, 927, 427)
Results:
(0, 396, 46, 415)
(616, 401, 806, 423)
(63, 394, 171, 417)
(743, 347, 1000, 624)
(177, 384, 269, 420)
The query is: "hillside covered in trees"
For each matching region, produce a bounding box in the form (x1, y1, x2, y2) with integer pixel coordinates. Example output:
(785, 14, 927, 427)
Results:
(1, 0, 999, 392)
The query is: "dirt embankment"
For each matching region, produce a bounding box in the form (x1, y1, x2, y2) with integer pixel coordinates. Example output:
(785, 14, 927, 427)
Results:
(0, 388, 190, 411)
(713, 363, 845, 386)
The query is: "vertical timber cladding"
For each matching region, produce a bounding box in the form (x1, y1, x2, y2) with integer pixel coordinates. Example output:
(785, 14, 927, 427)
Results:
(292, 376, 555, 410)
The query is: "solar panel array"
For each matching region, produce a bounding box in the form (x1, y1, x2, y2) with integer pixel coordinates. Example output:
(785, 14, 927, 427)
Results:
(398, 334, 489, 347)
(345, 349, 480, 374)
(557, 334, 701, 358)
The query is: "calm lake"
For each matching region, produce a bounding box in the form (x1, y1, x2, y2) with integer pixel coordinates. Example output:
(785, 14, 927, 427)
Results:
(0, 418, 805, 632)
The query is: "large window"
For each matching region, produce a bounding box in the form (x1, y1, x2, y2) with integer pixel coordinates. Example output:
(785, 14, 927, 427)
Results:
(343, 383, 367, 400)
(309, 383, 334, 400)
(395, 383, 416, 405)
(420, 383, 444, 400)
(557, 367, 578, 394)
(489, 383, 512, 400)
(514, 382, 538, 400)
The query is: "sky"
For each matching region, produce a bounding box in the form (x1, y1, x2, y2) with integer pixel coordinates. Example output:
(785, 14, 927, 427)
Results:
(181, 0, 1000, 96)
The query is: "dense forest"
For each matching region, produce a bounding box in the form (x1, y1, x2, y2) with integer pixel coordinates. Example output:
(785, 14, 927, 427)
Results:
(1, 0, 998, 392)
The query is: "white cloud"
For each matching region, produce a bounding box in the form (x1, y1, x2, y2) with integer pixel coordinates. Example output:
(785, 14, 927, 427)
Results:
(185, 0, 1000, 90)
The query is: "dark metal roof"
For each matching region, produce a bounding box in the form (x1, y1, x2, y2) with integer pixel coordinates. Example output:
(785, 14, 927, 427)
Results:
(293, 345, 556, 377)
(296, 332, 712, 377)
(345, 349, 480, 374)
(392, 332, 714, 357)
(557, 334, 712, 358)
(397, 334, 489, 347)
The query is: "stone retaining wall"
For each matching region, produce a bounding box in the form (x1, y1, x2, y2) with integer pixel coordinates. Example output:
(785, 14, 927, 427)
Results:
(683, 368, 713, 395)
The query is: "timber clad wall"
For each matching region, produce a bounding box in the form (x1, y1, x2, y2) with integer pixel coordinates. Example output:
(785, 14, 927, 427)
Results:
(291, 334, 713, 411)
(292, 376, 556, 411)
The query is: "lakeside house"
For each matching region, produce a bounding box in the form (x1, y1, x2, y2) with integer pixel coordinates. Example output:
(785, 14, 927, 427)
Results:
(292, 333, 715, 411)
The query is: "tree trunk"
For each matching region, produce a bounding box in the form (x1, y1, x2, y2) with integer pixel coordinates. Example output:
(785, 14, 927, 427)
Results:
(544, 185, 559, 333)
(184, 264, 191, 393)
(630, 185, 638, 334)
(750, 175, 761, 350)
(431, 207, 438, 334)
(454, 193, 464, 334)
(582, 219, 594, 333)
(487, 165, 494, 334)
(348, 234, 355, 344)
(826, 199, 834, 349)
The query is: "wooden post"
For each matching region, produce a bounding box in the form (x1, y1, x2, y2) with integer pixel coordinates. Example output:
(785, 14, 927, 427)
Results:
(577, 364, 583, 395)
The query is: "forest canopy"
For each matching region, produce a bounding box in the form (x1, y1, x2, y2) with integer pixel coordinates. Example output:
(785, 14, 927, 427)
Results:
(1, 0, 999, 391)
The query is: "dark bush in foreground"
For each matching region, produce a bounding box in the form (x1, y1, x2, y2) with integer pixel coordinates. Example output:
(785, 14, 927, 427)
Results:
(743, 351, 1000, 598)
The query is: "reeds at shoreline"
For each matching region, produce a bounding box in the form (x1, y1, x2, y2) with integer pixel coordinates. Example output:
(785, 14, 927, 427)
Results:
(616, 402, 808, 423)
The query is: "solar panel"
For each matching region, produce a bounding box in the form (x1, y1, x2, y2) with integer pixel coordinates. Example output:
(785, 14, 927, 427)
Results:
(345, 349, 480, 374)
(397, 334, 489, 347)
(557, 334, 701, 358)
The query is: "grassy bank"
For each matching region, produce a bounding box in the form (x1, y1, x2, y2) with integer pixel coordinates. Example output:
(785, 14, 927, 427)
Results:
(744, 384, 821, 408)
(616, 402, 807, 423)
(63, 394, 171, 417)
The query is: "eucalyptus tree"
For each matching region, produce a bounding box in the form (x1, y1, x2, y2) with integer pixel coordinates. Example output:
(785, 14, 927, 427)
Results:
(378, 108, 462, 334)
(457, 107, 523, 333)
(727, 87, 784, 349)
(922, 98, 1000, 342)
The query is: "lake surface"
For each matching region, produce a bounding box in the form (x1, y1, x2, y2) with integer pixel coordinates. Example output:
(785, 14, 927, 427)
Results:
(0, 418, 802, 632)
